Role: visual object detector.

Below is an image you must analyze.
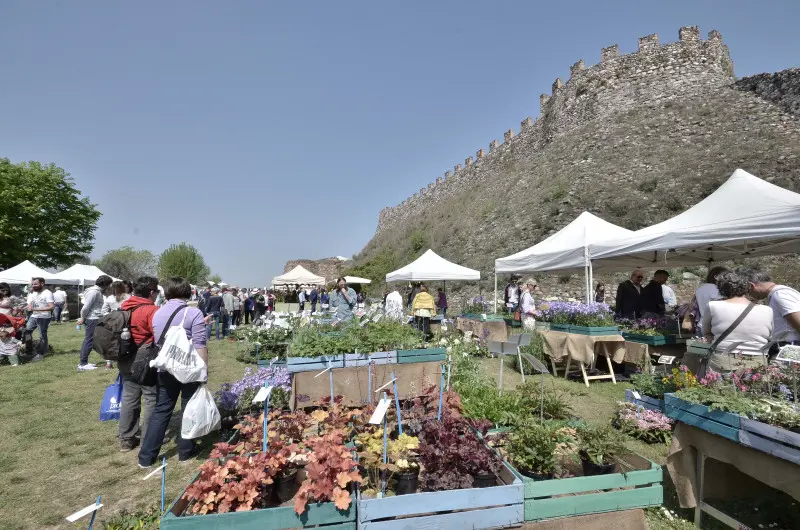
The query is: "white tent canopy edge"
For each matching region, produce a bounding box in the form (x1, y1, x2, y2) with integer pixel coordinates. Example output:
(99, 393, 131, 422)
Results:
(385, 249, 480, 282)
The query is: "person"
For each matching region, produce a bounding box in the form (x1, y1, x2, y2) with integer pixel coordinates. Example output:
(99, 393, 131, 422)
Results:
(78, 275, 113, 370)
(662, 277, 678, 311)
(385, 286, 404, 320)
(154, 285, 165, 307)
(504, 278, 520, 313)
(640, 270, 669, 318)
(356, 291, 366, 309)
(231, 288, 241, 327)
(138, 277, 208, 468)
(330, 278, 357, 322)
(205, 288, 223, 340)
(407, 283, 421, 309)
(298, 288, 306, 312)
(254, 290, 266, 321)
(436, 287, 448, 318)
(702, 270, 773, 372)
(411, 284, 436, 339)
(692, 266, 727, 335)
(320, 288, 330, 311)
(118, 276, 161, 452)
(594, 283, 605, 303)
(267, 290, 275, 313)
(221, 287, 234, 337)
(615, 269, 645, 319)
(0, 315, 23, 366)
(25, 277, 55, 363)
(520, 279, 538, 330)
(0, 282, 19, 316)
(244, 292, 254, 324)
(742, 268, 800, 356)
(53, 286, 68, 324)
(102, 280, 130, 315)
(310, 286, 319, 313)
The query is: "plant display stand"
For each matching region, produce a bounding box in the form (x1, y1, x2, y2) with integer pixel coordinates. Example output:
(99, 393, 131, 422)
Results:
(396, 347, 446, 364)
(568, 325, 619, 336)
(356, 462, 523, 530)
(343, 351, 397, 368)
(624, 389, 665, 412)
(664, 393, 741, 442)
(621, 333, 673, 346)
(287, 355, 346, 373)
(512, 453, 663, 522)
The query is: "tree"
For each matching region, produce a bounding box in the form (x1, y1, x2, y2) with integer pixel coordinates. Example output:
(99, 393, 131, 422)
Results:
(94, 246, 157, 281)
(0, 158, 101, 269)
(157, 243, 210, 284)
(208, 273, 223, 285)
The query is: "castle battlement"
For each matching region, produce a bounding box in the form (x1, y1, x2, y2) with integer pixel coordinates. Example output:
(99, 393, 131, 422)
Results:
(377, 27, 734, 233)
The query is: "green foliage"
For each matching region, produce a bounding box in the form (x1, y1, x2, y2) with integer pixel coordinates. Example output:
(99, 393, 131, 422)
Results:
(93, 246, 157, 281)
(0, 158, 102, 269)
(637, 178, 659, 193)
(157, 242, 210, 283)
(102, 504, 161, 529)
(676, 386, 800, 429)
(344, 250, 397, 296)
(208, 273, 223, 284)
(409, 230, 427, 253)
(630, 373, 675, 400)
(289, 321, 423, 357)
(577, 424, 625, 465)
(234, 326, 291, 363)
(508, 421, 578, 476)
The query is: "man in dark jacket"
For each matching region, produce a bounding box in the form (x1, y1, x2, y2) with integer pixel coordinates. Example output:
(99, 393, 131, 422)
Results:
(640, 270, 669, 318)
(615, 269, 645, 319)
(310, 287, 319, 313)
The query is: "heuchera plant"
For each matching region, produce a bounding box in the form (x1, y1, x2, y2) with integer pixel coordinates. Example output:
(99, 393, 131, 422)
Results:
(294, 428, 362, 514)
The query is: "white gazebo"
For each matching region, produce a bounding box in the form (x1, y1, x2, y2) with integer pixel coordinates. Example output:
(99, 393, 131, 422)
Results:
(272, 265, 325, 286)
(386, 249, 480, 282)
(52, 264, 119, 286)
(0, 260, 75, 285)
(344, 275, 372, 284)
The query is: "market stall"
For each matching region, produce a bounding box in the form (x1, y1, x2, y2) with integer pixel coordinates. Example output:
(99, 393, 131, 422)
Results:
(52, 263, 119, 285)
(271, 265, 325, 286)
(385, 249, 480, 283)
(0, 260, 75, 285)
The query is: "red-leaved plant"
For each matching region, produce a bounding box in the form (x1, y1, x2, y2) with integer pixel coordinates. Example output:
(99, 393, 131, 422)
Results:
(294, 428, 362, 514)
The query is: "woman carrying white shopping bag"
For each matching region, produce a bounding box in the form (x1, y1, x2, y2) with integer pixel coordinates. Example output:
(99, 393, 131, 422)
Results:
(139, 277, 219, 468)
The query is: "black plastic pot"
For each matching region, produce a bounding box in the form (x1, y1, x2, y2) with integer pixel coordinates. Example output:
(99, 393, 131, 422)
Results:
(518, 468, 554, 481)
(275, 468, 299, 503)
(394, 469, 419, 495)
(472, 472, 496, 488)
(579, 451, 616, 476)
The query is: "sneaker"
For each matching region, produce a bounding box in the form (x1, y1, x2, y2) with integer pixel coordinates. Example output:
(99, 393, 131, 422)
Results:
(179, 447, 202, 464)
(77, 363, 97, 371)
(138, 462, 153, 469)
(120, 439, 138, 452)
(30, 354, 44, 362)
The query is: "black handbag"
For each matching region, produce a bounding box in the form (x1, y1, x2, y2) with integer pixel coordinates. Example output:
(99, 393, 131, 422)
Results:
(129, 306, 183, 385)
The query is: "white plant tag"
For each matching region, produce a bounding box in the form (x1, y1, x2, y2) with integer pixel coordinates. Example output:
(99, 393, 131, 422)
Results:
(657, 355, 676, 364)
(252, 385, 273, 404)
(632, 391, 642, 400)
(369, 398, 392, 425)
(66, 503, 103, 523)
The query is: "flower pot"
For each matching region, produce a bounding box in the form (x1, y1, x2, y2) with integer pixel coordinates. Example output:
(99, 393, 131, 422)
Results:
(275, 468, 299, 503)
(579, 451, 616, 476)
(394, 468, 419, 495)
(471, 472, 496, 488)
(518, 468, 555, 481)
(295, 465, 307, 485)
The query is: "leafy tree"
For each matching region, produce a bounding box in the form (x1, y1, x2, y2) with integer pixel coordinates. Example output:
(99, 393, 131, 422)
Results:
(94, 246, 157, 281)
(0, 158, 101, 269)
(344, 250, 398, 296)
(208, 273, 223, 284)
(157, 243, 210, 284)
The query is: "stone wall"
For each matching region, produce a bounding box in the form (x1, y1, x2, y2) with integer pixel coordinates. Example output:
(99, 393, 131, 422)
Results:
(376, 26, 733, 234)
(283, 257, 347, 284)
(734, 68, 800, 116)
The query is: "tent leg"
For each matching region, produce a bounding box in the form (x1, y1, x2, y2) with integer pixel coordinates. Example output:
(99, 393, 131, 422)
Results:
(493, 272, 497, 314)
(589, 260, 594, 303)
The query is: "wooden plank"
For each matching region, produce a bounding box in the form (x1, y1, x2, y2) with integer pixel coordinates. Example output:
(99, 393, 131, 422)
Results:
(524, 484, 663, 521)
(344, 351, 397, 368)
(663, 394, 741, 428)
(664, 406, 740, 442)
(523, 465, 661, 499)
(624, 389, 664, 412)
(396, 353, 447, 364)
(740, 417, 800, 448)
(738, 430, 800, 465)
(359, 504, 523, 530)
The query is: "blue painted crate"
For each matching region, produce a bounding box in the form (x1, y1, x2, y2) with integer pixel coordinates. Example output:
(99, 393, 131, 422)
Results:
(343, 351, 397, 368)
(624, 389, 665, 412)
(549, 324, 572, 333)
(396, 347, 447, 364)
(286, 355, 346, 373)
(569, 325, 619, 336)
(664, 393, 741, 442)
(738, 417, 800, 465)
(622, 333, 668, 345)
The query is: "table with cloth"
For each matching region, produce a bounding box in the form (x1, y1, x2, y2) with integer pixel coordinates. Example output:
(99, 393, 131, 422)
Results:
(667, 423, 800, 527)
(455, 316, 508, 343)
(539, 330, 626, 386)
(622, 342, 687, 371)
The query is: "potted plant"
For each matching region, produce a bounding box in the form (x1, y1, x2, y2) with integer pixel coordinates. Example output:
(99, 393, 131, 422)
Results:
(388, 433, 421, 495)
(508, 422, 558, 480)
(577, 425, 624, 476)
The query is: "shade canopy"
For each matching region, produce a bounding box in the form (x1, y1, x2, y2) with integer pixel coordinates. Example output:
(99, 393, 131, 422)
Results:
(272, 265, 325, 286)
(52, 264, 119, 285)
(495, 212, 633, 274)
(589, 169, 800, 270)
(386, 249, 480, 282)
(344, 276, 372, 284)
(0, 260, 74, 285)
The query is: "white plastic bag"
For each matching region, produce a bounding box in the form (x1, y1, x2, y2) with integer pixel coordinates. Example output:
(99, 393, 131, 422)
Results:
(181, 385, 221, 439)
(149, 311, 208, 383)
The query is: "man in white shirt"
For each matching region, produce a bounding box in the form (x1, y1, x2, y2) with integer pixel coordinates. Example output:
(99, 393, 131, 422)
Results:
(385, 287, 404, 321)
(661, 282, 677, 311)
(744, 268, 800, 350)
(693, 266, 727, 335)
(24, 277, 55, 361)
(52, 287, 68, 324)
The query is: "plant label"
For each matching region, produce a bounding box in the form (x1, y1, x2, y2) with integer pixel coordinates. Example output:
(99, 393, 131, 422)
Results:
(657, 355, 676, 365)
(66, 503, 103, 523)
(369, 398, 391, 425)
(142, 462, 167, 480)
(252, 385, 273, 404)
(632, 391, 642, 400)
(776, 345, 800, 364)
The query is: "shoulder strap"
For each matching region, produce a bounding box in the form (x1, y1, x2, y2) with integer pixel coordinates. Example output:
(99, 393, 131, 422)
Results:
(711, 302, 757, 351)
(156, 305, 185, 348)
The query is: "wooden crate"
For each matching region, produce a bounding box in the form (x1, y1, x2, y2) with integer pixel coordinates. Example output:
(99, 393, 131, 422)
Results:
(664, 393, 741, 442)
(356, 461, 523, 530)
(534, 321, 551, 332)
(549, 324, 571, 333)
(396, 347, 447, 364)
(685, 340, 712, 356)
(256, 359, 288, 368)
(343, 351, 397, 368)
(161, 479, 356, 530)
(624, 389, 665, 412)
(622, 333, 668, 346)
(569, 325, 619, 336)
(516, 453, 663, 522)
(739, 417, 800, 465)
(286, 354, 346, 373)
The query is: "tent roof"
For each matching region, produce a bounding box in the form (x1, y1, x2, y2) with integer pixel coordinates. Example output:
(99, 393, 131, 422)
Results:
(272, 265, 325, 286)
(495, 212, 633, 273)
(0, 260, 75, 285)
(52, 264, 119, 285)
(344, 275, 372, 284)
(386, 249, 480, 282)
(589, 169, 800, 270)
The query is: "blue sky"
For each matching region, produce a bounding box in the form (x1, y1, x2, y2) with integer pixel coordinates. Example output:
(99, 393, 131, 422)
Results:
(1, 1, 798, 285)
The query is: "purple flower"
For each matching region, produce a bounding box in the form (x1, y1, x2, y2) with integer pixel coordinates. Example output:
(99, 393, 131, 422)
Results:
(215, 365, 292, 411)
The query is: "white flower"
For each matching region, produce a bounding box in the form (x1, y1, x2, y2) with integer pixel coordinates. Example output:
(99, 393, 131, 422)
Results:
(446, 346, 452, 353)
(439, 339, 447, 345)
(453, 339, 461, 345)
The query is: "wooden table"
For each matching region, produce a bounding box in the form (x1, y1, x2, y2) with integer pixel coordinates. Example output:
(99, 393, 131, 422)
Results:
(539, 330, 626, 387)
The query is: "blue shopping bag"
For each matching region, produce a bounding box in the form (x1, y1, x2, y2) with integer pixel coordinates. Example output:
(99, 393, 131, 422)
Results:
(100, 374, 123, 421)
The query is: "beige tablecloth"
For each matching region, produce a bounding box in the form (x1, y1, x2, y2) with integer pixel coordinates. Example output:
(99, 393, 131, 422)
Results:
(667, 423, 800, 508)
(455, 317, 508, 343)
(291, 361, 442, 409)
(540, 330, 626, 364)
(623, 342, 687, 366)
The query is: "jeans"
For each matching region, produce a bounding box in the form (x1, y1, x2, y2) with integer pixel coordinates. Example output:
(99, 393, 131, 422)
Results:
(118, 371, 157, 441)
(80, 319, 98, 365)
(244, 309, 252, 324)
(414, 316, 431, 340)
(232, 309, 241, 326)
(205, 311, 220, 340)
(222, 313, 232, 337)
(311, 302, 317, 313)
(53, 303, 65, 323)
(139, 371, 200, 465)
(25, 317, 51, 356)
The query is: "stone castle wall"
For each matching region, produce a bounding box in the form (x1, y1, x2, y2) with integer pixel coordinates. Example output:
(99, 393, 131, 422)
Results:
(734, 68, 800, 116)
(376, 26, 734, 234)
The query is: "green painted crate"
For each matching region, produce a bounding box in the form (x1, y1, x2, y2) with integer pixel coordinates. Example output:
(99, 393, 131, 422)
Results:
(511, 453, 663, 522)
(569, 325, 619, 336)
(396, 347, 447, 364)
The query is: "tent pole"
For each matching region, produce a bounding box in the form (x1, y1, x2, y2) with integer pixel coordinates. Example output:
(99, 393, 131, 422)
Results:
(493, 272, 497, 314)
(589, 260, 595, 303)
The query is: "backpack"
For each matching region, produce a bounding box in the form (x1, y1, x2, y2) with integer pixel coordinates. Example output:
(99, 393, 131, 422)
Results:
(129, 306, 184, 386)
(93, 305, 146, 361)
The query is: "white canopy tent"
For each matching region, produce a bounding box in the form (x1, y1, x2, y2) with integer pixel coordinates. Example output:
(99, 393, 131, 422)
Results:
(589, 169, 800, 269)
(386, 249, 480, 282)
(0, 260, 75, 285)
(272, 265, 325, 286)
(52, 264, 119, 286)
(344, 275, 372, 284)
(495, 212, 633, 305)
